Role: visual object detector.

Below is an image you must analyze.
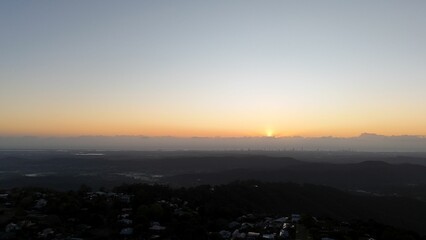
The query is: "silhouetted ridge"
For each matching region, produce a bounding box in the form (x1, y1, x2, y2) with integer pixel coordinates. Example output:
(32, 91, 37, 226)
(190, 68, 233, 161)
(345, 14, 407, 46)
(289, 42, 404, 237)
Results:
(166, 160, 426, 190)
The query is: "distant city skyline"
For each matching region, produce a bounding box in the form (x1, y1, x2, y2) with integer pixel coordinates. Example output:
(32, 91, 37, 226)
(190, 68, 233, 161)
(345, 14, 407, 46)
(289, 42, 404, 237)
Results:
(1, 133, 426, 152)
(1, 1, 426, 137)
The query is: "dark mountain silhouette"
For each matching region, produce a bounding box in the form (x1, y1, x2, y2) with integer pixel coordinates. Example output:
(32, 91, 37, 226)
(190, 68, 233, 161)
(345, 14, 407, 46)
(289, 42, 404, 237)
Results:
(165, 160, 426, 191)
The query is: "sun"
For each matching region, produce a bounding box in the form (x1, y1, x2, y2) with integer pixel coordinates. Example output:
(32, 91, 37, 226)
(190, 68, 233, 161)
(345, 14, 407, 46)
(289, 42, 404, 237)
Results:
(265, 129, 274, 137)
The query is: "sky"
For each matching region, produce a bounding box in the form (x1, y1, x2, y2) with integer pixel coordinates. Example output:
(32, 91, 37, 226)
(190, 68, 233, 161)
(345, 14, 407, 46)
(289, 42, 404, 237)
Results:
(1, 0, 426, 138)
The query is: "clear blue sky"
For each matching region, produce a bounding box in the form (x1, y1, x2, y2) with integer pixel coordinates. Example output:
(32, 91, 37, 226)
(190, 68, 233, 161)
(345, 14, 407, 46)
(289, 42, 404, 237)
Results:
(1, 1, 426, 137)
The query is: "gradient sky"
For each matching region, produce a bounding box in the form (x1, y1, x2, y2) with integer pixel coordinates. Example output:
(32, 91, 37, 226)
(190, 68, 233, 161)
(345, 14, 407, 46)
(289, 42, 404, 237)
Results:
(1, 0, 426, 137)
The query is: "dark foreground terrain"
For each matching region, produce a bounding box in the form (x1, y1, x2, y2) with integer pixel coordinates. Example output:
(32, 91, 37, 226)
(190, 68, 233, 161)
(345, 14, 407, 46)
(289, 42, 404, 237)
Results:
(1, 151, 426, 239)
(2, 150, 426, 189)
(1, 181, 425, 240)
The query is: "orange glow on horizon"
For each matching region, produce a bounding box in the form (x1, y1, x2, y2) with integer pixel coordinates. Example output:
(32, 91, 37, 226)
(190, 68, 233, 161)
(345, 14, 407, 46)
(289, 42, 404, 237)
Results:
(2, 106, 426, 138)
(2, 122, 426, 138)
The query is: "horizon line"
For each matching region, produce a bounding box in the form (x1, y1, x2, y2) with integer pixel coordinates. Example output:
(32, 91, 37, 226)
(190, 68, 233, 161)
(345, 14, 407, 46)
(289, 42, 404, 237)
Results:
(1, 132, 426, 139)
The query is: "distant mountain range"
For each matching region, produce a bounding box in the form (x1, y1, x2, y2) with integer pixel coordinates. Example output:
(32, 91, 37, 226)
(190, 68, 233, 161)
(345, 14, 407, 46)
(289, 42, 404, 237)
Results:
(165, 158, 426, 190)
(2, 151, 426, 195)
(1, 133, 426, 151)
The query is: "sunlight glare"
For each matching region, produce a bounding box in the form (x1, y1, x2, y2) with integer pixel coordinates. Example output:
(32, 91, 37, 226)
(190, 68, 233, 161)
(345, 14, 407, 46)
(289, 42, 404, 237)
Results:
(266, 129, 274, 137)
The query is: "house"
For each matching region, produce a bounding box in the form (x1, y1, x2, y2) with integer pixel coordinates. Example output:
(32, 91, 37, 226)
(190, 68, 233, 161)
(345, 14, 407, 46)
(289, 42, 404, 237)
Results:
(262, 233, 275, 239)
(232, 229, 246, 239)
(291, 214, 301, 223)
(118, 219, 132, 225)
(219, 230, 231, 239)
(120, 227, 133, 235)
(228, 221, 240, 229)
(0, 193, 9, 199)
(5, 223, 19, 232)
(274, 217, 288, 223)
(240, 222, 254, 230)
(38, 228, 54, 238)
(150, 222, 166, 231)
(247, 232, 260, 239)
(34, 199, 47, 209)
(150, 225, 166, 231)
(279, 229, 289, 238)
